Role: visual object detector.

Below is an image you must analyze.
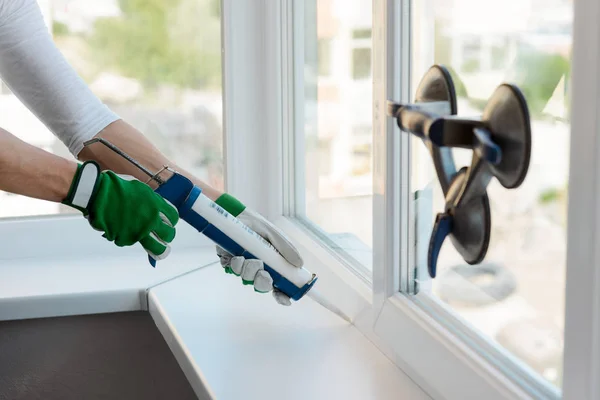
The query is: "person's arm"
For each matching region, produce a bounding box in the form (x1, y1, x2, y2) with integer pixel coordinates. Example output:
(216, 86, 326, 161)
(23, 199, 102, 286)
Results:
(0, 0, 119, 157)
(0, 0, 222, 201)
(0, 0, 299, 303)
(77, 119, 223, 201)
(0, 127, 76, 202)
(0, 125, 179, 259)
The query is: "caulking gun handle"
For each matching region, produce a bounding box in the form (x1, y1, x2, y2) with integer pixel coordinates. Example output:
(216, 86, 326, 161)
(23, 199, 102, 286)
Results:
(146, 173, 196, 268)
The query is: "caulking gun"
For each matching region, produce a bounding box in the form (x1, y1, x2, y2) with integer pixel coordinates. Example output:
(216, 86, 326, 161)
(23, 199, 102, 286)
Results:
(83, 138, 349, 319)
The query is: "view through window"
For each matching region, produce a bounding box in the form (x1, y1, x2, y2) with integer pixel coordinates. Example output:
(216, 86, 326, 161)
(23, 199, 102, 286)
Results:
(300, 0, 373, 272)
(0, 0, 223, 218)
(412, 0, 571, 388)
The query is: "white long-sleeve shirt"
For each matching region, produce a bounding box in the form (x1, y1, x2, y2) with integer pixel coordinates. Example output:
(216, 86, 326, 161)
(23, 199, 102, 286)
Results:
(0, 0, 119, 156)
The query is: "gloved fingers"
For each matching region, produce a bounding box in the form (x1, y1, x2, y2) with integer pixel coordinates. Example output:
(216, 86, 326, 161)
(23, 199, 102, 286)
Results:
(215, 245, 285, 304)
(216, 245, 231, 258)
(272, 289, 292, 306)
(230, 256, 244, 276)
(216, 246, 232, 270)
(140, 233, 171, 260)
(156, 196, 179, 226)
(88, 215, 105, 233)
(124, 176, 180, 226)
(238, 259, 274, 293)
(267, 231, 304, 268)
(254, 270, 273, 293)
(239, 210, 304, 268)
(118, 177, 179, 226)
(158, 211, 175, 227)
(216, 246, 237, 274)
(241, 259, 263, 285)
(152, 213, 176, 243)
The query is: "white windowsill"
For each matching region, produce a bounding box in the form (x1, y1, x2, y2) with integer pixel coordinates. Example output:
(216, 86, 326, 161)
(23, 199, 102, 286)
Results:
(149, 263, 429, 400)
(0, 246, 428, 400)
(0, 247, 215, 321)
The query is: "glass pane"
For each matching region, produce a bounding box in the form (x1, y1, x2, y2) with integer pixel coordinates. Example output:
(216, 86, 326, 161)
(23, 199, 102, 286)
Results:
(0, 0, 223, 218)
(299, 0, 373, 272)
(412, 0, 571, 388)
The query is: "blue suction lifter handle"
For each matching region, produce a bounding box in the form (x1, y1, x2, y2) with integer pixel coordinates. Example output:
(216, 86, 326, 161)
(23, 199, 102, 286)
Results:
(473, 128, 502, 165)
(428, 213, 453, 278)
(152, 173, 316, 301)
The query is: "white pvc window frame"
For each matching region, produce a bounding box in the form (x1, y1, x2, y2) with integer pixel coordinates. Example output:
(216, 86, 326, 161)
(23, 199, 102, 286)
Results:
(229, 0, 547, 398)
(225, 1, 600, 400)
(561, 0, 600, 398)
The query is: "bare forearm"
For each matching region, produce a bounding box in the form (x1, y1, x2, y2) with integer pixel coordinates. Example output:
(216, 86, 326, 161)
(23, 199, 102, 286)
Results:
(0, 127, 77, 202)
(78, 119, 223, 201)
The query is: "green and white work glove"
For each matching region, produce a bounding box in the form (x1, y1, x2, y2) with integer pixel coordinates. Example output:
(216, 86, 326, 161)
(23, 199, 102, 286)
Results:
(214, 193, 304, 306)
(63, 161, 179, 259)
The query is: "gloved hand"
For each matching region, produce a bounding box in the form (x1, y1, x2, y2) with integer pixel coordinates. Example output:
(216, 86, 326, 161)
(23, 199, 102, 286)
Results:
(214, 193, 304, 306)
(63, 161, 179, 259)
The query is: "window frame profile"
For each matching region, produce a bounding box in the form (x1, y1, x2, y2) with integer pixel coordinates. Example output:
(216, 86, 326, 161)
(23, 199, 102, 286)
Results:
(249, 1, 598, 399)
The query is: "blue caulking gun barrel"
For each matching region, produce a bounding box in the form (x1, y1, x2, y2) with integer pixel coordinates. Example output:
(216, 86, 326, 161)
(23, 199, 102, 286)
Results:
(83, 138, 318, 302)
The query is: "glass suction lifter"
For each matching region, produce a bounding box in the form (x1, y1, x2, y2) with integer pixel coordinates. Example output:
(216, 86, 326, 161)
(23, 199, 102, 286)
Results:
(387, 65, 532, 279)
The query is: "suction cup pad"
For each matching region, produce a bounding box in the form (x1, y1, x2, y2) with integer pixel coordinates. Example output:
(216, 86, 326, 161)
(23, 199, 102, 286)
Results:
(483, 84, 532, 189)
(414, 65, 458, 193)
(414, 65, 458, 114)
(446, 169, 491, 265)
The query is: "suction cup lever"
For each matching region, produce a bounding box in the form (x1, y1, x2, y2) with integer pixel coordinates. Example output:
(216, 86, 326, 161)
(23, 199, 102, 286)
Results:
(428, 213, 453, 278)
(473, 128, 502, 165)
